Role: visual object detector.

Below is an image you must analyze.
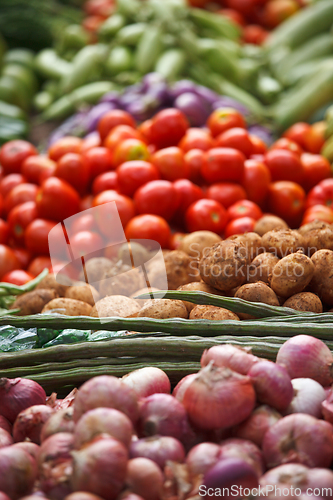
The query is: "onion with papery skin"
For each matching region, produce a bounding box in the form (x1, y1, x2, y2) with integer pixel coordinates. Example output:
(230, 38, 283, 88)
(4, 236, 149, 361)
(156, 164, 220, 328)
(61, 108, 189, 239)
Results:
(186, 442, 221, 476)
(201, 345, 259, 375)
(285, 378, 326, 418)
(71, 437, 128, 500)
(203, 458, 259, 497)
(0, 446, 37, 499)
(13, 405, 54, 444)
(276, 335, 333, 387)
(0, 428, 12, 448)
(120, 494, 145, 500)
(138, 394, 191, 441)
(0, 493, 10, 500)
(232, 405, 282, 447)
(122, 367, 171, 398)
(41, 407, 75, 442)
(262, 413, 333, 469)
(172, 374, 198, 403)
(130, 435, 185, 469)
(322, 388, 333, 424)
(64, 494, 104, 500)
(74, 407, 133, 449)
(0, 378, 46, 423)
(13, 442, 40, 461)
(248, 360, 293, 412)
(0, 416, 11, 435)
(73, 376, 139, 424)
(219, 438, 265, 477)
(20, 496, 49, 500)
(183, 363, 256, 430)
(126, 458, 164, 500)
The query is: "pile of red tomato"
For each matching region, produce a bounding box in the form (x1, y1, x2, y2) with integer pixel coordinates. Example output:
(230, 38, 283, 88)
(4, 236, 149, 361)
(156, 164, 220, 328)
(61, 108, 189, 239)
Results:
(0, 106, 332, 285)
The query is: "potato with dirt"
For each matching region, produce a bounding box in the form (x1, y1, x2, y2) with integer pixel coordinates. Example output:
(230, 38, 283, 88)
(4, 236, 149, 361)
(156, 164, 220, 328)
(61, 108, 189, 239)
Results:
(283, 292, 323, 313)
(78, 257, 113, 284)
(269, 251, 315, 298)
(254, 215, 289, 236)
(136, 299, 188, 319)
(148, 250, 200, 290)
(177, 282, 231, 313)
(42, 298, 92, 316)
(36, 273, 71, 296)
(11, 289, 58, 316)
(189, 305, 240, 321)
(262, 229, 304, 258)
(248, 253, 280, 284)
(179, 231, 222, 260)
(234, 282, 280, 319)
(302, 225, 333, 256)
(227, 232, 264, 262)
(90, 295, 140, 318)
(310, 249, 333, 306)
(99, 263, 144, 297)
(65, 284, 100, 306)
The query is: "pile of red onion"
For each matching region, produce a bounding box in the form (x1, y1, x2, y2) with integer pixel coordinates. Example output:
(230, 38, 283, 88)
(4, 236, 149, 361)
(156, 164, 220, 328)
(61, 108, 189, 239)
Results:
(0, 334, 333, 500)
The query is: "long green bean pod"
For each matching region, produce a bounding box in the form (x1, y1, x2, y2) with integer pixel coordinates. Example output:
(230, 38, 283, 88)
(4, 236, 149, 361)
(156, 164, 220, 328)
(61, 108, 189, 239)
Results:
(0, 269, 48, 297)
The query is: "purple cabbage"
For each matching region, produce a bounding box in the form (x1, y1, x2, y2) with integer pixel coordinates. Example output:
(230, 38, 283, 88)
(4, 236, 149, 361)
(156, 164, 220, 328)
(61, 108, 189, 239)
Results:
(99, 91, 121, 106)
(83, 102, 118, 133)
(193, 85, 220, 106)
(142, 73, 166, 91)
(170, 80, 198, 99)
(174, 92, 210, 127)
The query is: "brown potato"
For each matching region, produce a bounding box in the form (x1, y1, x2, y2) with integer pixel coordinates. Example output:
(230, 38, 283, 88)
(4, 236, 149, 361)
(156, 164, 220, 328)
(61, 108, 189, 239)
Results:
(36, 274, 71, 296)
(199, 240, 248, 292)
(283, 292, 323, 313)
(42, 298, 92, 316)
(234, 282, 280, 319)
(298, 220, 332, 235)
(177, 282, 230, 313)
(118, 241, 151, 267)
(79, 257, 113, 284)
(90, 295, 140, 318)
(254, 215, 289, 236)
(65, 284, 100, 306)
(269, 252, 315, 298)
(227, 232, 264, 262)
(179, 231, 222, 260)
(262, 229, 304, 258)
(310, 249, 333, 306)
(248, 253, 280, 284)
(148, 250, 200, 290)
(99, 264, 144, 297)
(189, 305, 239, 321)
(130, 287, 160, 306)
(136, 299, 188, 319)
(302, 226, 333, 256)
(11, 289, 58, 316)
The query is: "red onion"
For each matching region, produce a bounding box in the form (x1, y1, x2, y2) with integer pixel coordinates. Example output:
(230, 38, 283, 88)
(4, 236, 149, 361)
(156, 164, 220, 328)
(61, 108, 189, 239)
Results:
(74, 407, 133, 449)
(41, 407, 75, 442)
(0, 446, 37, 499)
(71, 437, 128, 499)
(232, 405, 282, 447)
(119, 494, 144, 500)
(126, 458, 164, 500)
(20, 496, 49, 500)
(219, 438, 265, 477)
(0, 493, 10, 500)
(138, 394, 191, 442)
(130, 435, 185, 469)
(285, 378, 326, 417)
(172, 374, 198, 403)
(322, 388, 333, 424)
(262, 413, 333, 469)
(248, 360, 293, 412)
(201, 458, 258, 497)
(13, 404, 54, 444)
(64, 494, 104, 500)
(201, 345, 259, 375)
(38, 432, 74, 500)
(0, 378, 46, 423)
(47, 389, 77, 411)
(122, 367, 171, 398)
(186, 442, 221, 476)
(183, 364, 256, 430)
(73, 376, 139, 424)
(0, 428, 12, 448)
(276, 335, 333, 386)
(0, 416, 12, 435)
(13, 442, 40, 461)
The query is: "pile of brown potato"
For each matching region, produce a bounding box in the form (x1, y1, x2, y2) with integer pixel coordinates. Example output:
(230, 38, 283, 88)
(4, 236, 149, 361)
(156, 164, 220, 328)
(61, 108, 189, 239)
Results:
(10, 215, 333, 320)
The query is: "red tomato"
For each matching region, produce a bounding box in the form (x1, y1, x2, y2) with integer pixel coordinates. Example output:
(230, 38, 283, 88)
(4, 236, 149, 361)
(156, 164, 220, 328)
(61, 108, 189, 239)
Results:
(28, 256, 52, 277)
(263, 0, 299, 28)
(22, 155, 56, 185)
(80, 195, 94, 212)
(125, 214, 171, 249)
(178, 128, 214, 152)
(151, 147, 189, 181)
(98, 110, 136, 141)
(82, 147, 113, 180)
(265, 149, 304, 183)
(169, 232, 187, 250)
(84, 0, 114, 17)
(184, 149, 205, 185)
(270, 138, 303, 157)
(301, 205, 333, 226)
(138, 119, 153, 144)
(283, 122, 311, 149)
(7, 201, 38, 245)
(188, 0, 210, 6)
(36, 177, 80, 222)
(201, 148, 245, 184)
(186, 199, 228, 234)
(268, 181, 306, 227)
(80, 131, 101, 153)
(218, 8, 246, 26)
(92, 171, 119, 195)
(250, 135, 268, 155)
(0, 174, 26, 198)
(242, 159, 271, 206)
(303, 122, 326, 154)
(25, 219, 59, 255)
(0, 193, 3, 218)
(306, 178, 333, 209)
(113, 139, 149, 168)
(12, 248, 31, 270)
(150, 109, 189, 149)
(225, 0, 263, 16)
(55, 153, 90, 194)
(224, 217, 256, 237)
(48, 137, 82, 162)
(0, 140, 37, 174)
(4, 183, 38, 215)
(173, 179, 204, 216)
(0, 165, 3, 183)
(134, 180, 179, 221)
(227, 199, 263, 221)
(0, 244, 21, 279)
(69, 231, 104, 258)
(70, 214, 98, 235)
(0, 219, 9, 244)
(243, 25, 268, 45)
(104, 125, 144, 151)
(215, 127, 253, 158)
(82, 15, 105, 33)
(117, 161, 160, 196)
(207, 108, 246, 138)
(206, 182, 246, 209)
(301, 153, 332, 192)
(92, 190, 135, 232)
(1, 269, 34, 285)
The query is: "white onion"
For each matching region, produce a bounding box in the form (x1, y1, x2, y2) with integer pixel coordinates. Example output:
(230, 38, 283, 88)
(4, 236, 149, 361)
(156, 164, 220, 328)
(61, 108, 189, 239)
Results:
(284, 378, 326, 417)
